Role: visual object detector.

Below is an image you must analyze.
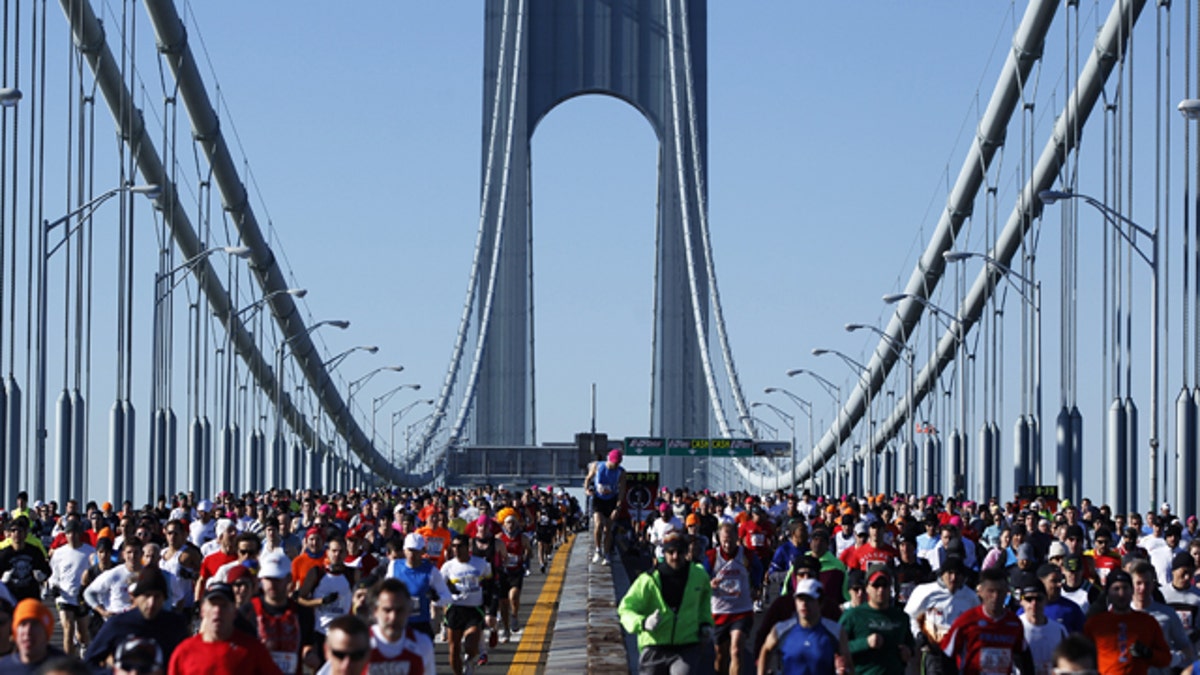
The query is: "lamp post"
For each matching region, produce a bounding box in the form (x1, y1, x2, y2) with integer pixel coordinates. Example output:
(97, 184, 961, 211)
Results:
(1179, 99, 1200, 517)
(883, 292, 967, 497)
(943, 251, 1043, 500)
(274, 319, 350, 490)
(786, 368, 843, 495)
(391, 399, 434, 470)
(149, 245, 250, 499)
(372, 383, 420, 449)
(347, 365, 405, 427)
(751, 401, 795, 491)
(845, 322, 917, 492)
(812, 347, 874, 493)
(1040, 189, 1158, 511)
(764, 387, 814, 494)
(37, 183, 159, 503)
(219, 287, 305, 493)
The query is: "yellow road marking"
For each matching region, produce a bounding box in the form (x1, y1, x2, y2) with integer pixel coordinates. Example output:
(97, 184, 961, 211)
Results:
(506, 534, 576, 675)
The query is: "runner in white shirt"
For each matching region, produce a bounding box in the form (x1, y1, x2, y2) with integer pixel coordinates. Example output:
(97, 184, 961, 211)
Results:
(48, 517, 94, 656)
(1015, 575, 1069, 675)
(441, 532, 492, 675)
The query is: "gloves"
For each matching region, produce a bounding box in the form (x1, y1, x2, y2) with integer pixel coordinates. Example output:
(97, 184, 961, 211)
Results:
(1, 570, 12, 583)
(642, 610, 662, 632)
(322, 592, 340, 606)
(1129, 642, 1152, 660)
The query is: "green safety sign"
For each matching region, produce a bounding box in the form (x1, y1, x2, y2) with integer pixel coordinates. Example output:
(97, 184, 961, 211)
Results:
(623, 437, 666, 456)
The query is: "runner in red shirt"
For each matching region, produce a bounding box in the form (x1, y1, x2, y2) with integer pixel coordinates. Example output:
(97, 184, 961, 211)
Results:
(940, 567, 1034, 675)
(1085, 527, 1123, 586)
(737, 507, 775, 563)
(841, 520, 898, 572)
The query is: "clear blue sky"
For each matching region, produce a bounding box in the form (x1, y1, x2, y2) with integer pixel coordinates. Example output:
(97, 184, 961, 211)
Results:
(37, 1, 1190, 506)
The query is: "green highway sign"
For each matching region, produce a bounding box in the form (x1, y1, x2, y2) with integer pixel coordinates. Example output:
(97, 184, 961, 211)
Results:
(754, 441, 792, 458)
(712, 438, 754, 457)
(667, 438, 709, 456)
(624, 437, 666, 456)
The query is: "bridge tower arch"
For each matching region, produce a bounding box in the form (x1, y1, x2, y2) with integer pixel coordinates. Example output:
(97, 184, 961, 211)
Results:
(428, 0, 750, 487)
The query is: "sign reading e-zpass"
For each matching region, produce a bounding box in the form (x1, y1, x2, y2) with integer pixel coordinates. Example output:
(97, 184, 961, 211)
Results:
(624, 437, 766, 458)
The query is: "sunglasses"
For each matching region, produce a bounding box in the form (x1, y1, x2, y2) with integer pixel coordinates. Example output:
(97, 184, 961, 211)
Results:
(329, 648, 369, 661)
(869, 581, 890, 588)
(237, 549, 258, 556)
(1022, 595, 1044, 602)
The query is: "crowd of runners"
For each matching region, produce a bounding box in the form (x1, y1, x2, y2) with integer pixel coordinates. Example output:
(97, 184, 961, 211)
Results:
(582, 448, 1200, 675)
(0, 483, 583, 674)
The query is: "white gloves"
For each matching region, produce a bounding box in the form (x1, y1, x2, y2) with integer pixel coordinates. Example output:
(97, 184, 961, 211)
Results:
(643, 610, 662, 632)
(1, 570, 12, 583)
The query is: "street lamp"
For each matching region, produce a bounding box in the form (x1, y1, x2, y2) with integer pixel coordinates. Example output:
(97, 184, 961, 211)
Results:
(786, 368, 843, 495)
(273, 319, 350, 489)
(764, 387, 815, 494)
(0, 88, 21, 106)
(752, 401, 795, 492)
(943, 250, 1044, 500)
(846, 322, 917, 491)
(812, 347, 875, 493)
(372, 383, 420, 448)
(322, 345, 379, 373)
(36, 183, 158, 502)
(149, 245, 251, 499)
(391, 399, 433, 469)
(1039, 189, 1158, 511)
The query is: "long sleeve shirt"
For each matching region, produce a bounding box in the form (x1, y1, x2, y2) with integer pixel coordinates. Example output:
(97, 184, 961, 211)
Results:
(82, 565, 136, 614)
(48, 543, 94, 605)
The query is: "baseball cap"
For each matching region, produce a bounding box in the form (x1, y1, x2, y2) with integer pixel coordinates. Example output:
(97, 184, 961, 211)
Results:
(846, 569, 867, 589)
(225, 564, 254, 585)
(404, 533, 427, 551)
(214, 518, 235, 537)
(1065, 524, 1085, 539)
(258, 553, 290, 580)
(685, 514, 699, 526)
(793, 578, 822, 599)
(853, 521, 869, 536)
(115, 637, 163, 672)
(196, 499, 212, 512)
(202, 582, 235, 604)
(792, 554, 821, 575)
(658, 502, 670, 513)
(1106, 569, 1134, 590)
(607, 449, 623, 464)
(1015, 572, 1045, 598)
(1062, 553, 1084, 572)
(1172, 551, 1196, 571)
(866, 563, 891, 586)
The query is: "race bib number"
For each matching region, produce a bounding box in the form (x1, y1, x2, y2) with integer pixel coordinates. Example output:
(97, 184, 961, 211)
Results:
(506, 553, 521, 569)
(427, 539, 444, 557)
(271, 651, 298, 674)
(719, 579, 741, 597)
(597, 484, 613, 496)
(979, 647, 1012, 675)
(750, 533, 766, 548)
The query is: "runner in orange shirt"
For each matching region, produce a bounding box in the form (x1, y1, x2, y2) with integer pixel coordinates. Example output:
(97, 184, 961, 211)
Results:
(417, 510, 453, 567)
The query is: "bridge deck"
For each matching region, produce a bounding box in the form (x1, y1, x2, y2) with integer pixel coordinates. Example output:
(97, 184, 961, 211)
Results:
(428, 531, 626, 674)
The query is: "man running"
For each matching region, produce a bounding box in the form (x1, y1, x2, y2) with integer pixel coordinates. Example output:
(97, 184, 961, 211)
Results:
(584, 448, 626, 565)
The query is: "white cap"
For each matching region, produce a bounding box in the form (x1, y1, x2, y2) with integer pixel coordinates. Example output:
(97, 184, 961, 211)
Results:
(197, 499, 214, 512)
(215, 518, 235, 537)
(794, 578, 822, 599)
(258, 553, 291, 580)
(1162, 502, 1172, 512)
(404, 533, 426, 551)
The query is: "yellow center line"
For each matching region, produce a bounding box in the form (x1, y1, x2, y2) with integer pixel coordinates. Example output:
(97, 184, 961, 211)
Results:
(506, 534, 576, 675)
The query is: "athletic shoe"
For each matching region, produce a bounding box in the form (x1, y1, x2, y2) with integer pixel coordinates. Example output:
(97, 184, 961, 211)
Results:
(501, 627, 511, 643)
(511, 617, 521, 633)
(601, 556, 610, 566)
(477, 653, 489, 667)
(540, 563, 546, 574)
(591, 550, 602, 564)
